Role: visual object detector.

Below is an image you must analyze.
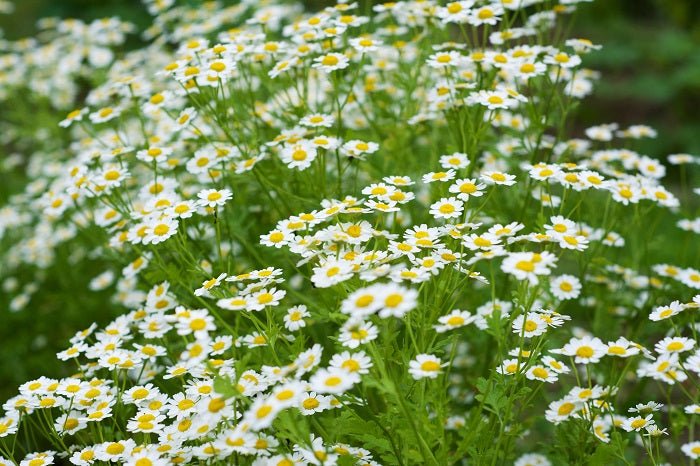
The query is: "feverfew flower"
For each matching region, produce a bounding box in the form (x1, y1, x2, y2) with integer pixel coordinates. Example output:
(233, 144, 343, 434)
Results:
(430, 197, 464, 220)
(409, 354, 444, 380)
(313, 53, 349, 72)
(550, 275, 582, 300)
(552, 336, 607, 364)
(196, 189, 233, 208)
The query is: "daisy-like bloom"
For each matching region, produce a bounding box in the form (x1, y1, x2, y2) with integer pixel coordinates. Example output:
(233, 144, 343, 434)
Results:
(243, 397, 282, 431)
(541, 356, 570, 375)
(544, 50, 582, 68)
(468, 90, 517, 110)
(638, 353, 687, 384)
(280, 140, 318, 170)
(628, 401, 663, 415)
(480, 170, 516, 186)
(341, 285, 383, 318)
(544, 215, 576, 237)
(376, 283, 418, 318)
(98, 165, 129, 188)
(122, 384, 159, 406)
(363, 182, 396, 198)
(123, 450, 168, 466)
(312, 52, 349, 72)
(565, 385, 605, 405)
(349, 36, 382, 53)
(55, 409, 87, 435)
(175, 107, 197, 130)
(680, 268, 700, 289)
(550, 274, 582, 300)
(341, 140, 379, 158)
(196, 188, 232, 208)
(514, 454, 551, 466)
(449, 178, 486, 200)
(284, 305, 310, 331)
(169, 200, 197, 219)
(592, 419, 614, 444)
(59, 108, 87, 127)
(440, 152, 470, 169)
(95, 439, 137, 462)
(557, 234, 589, 251)
(329, 351, 373, 375)
(248, 288, 286, 311)
(136, 146, 173, 164)
(434, 309, 475, 333)
(268, 56, 299, 78)
(242, 332, 268, 348)
(268, 381, 306, 410)
(71, 446, 98, 466)
(144, 216, 179, 245)
(437, 1, 474, 23)
(384, 175, 415, 186)
(217, 295, 249, 311)
(309, 367, 360, 394)
(512, 312, 548, 338)
(606, 337, 641, 358)
(429, 197, 464, 219)
(194, 273, 227, 297)
(310, 135, 340, 150)
(609, 182, 642, 205)
(529, 163, 561, 181)
(298, 391, 332, 415)
(501, 251, 557, 284)
(300, 113, 335, 128)
(427, 51, 463, 68)
(422, 170, 456, 184)
(338, 319, 378, 349)
(511, 61, 547, 79)
(409, 354, 444, 380)
(468, 4, 504, 26)
(89, 106, 121, 123)
(462, 232, 501, 251)
(668, 153, 697, 165)
(19, 453, 54, 466)
(545, 398, 581, 424)
(552, 336, 607, 364)
(260, 229, 293, 248)
(682, 441, 700, 460)
(621, 414, 655, 433)
(489, 222, 525, 238)
(311, 259, 353, 288)
(525, 365, 558, 383)
(496, 358, 523, 376)
(654, 336, 695, 355)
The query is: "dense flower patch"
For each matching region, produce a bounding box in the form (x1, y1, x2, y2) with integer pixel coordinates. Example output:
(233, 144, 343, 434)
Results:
(1, 0, 700, 465)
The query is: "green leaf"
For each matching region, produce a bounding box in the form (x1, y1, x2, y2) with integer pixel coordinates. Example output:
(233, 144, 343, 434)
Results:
(213, 375, 237, 399)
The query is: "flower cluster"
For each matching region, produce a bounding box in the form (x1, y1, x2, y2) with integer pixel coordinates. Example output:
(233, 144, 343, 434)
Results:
(0, 0, 699, 465)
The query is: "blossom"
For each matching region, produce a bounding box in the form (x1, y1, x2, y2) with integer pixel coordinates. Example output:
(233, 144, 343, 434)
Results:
(409, 354, 444, 379)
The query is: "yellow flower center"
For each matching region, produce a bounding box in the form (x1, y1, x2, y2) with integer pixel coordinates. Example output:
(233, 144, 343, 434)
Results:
(558, 402, 575, 415)
(420, 361, 440, 372)
(322, 55, 339, 66)
(576, 346, 594, 358)
(667, 341, 684, 351)
(385, 294, 403, 307)
(106, 443, 125, 455)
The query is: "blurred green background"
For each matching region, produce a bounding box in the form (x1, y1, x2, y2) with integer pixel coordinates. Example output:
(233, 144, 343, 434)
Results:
(0, 0, 699, 400)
